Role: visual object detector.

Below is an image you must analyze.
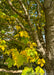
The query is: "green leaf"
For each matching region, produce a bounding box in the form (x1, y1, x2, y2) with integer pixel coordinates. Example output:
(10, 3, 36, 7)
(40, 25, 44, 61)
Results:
(6, 58, 14, 68)
(35, 66, 45, 75)
(1, 30, 5, 34)
(21, 67, 35, 75)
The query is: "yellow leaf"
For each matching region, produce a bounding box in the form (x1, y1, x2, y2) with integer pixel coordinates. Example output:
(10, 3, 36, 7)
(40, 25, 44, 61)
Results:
(42, 24, 45, 27)
(37, 58, 45, 67)
(1, 46, 5, 51)
(19, 31, 29, 38)
(19, 31, 24, 37)
(40, 63, 44, 67)
(35, 66, 45, 75)
(30, 58, 35, 63)
(32, 42, 37, 47)
(16, 26, 21, 31)
(14, 34, 19, 38)
(30, 44, 33, 48)
(42, 58, 45, 63)
(20, 50, 27, 56)
(38, 27, 41, 29)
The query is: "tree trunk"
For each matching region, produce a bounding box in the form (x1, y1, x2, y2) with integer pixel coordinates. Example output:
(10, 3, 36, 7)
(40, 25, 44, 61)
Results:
(44, 0, 54, 75)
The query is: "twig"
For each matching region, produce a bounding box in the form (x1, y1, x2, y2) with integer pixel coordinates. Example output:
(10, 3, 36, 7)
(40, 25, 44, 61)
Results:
(0, 68, 22, 73)
(34, 0, 44, 10)
(7, 0, 25, 19)
(16, 18, 29, 32)
(18, 0, 28, 16)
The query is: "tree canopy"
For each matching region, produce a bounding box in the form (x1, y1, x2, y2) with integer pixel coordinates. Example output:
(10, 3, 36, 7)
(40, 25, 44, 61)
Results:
(0, 0, 54, 75)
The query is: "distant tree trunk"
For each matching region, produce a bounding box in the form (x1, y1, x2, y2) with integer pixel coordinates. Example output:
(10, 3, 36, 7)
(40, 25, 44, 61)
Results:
(44, 0, 54, 75)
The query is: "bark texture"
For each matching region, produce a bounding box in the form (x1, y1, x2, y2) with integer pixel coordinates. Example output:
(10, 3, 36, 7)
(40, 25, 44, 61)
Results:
(44, 0, 54, 74)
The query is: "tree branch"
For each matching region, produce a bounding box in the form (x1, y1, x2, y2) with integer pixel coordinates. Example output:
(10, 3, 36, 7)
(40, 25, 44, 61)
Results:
(36, 2, 46, 47)
(16, 18, 25, 30)
(0, 32, 26, 46)
(27, 18, 45, 55)
(17, 0, 45, 55)
(18, 0, 28, 16)
(7, 0, 45, 55)
(16, 18, 30, 33)
(0, 68, 22, 73)
(26, 20, 45, 55)
(7, 0, 25, 19)
(34, 0, 44, 10)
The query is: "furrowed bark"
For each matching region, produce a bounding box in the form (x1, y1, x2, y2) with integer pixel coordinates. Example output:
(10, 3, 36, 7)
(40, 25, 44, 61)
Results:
(44, 0, 54, 74)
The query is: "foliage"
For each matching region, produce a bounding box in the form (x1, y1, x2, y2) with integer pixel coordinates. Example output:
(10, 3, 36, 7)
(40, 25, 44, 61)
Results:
(21, 67, 35, 75)
(0, 38, 7, 51)
(0, 0, 46, 74)
(21, 66, 45, 75)
(35, 66, 45, 75)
